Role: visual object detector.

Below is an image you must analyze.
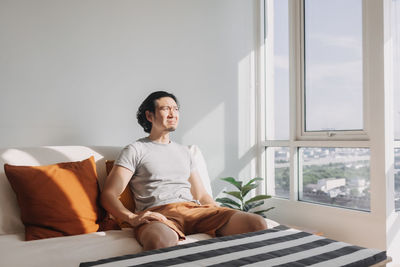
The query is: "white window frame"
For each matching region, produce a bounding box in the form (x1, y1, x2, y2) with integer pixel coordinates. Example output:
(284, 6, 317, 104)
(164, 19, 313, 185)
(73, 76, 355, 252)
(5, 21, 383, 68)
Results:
(258, 0, 397, 254)
(263, 0, 386, 201)
(296, 0, 370, 141)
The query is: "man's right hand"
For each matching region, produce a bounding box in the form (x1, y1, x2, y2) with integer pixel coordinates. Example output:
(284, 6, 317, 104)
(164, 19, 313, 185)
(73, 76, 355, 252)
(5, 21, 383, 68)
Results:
(128, 211, 169, 228)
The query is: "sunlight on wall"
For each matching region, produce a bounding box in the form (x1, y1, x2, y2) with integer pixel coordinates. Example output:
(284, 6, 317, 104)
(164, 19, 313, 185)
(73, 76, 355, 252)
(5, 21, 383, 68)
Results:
(1, 147, 107, 166)
(182, 103, 225, 183)
(45, 146, 104, 162)
(238, 52, 254, 158)
(238, 51, 257, 181)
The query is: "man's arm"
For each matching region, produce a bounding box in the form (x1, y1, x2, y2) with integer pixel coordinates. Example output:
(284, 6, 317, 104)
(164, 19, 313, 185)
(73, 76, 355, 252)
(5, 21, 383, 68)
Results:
(101, 166, 168, 226)
(188, 170, 217, 206)
(101, 166, 137, 223)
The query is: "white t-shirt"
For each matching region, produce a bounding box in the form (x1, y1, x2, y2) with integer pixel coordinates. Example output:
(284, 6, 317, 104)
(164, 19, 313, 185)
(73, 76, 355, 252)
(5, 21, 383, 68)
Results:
(115, 137, 197, 212)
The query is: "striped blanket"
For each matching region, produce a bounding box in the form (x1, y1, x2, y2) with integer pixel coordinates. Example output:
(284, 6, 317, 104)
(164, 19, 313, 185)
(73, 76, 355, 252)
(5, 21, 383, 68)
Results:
(80, 226, 387, 267)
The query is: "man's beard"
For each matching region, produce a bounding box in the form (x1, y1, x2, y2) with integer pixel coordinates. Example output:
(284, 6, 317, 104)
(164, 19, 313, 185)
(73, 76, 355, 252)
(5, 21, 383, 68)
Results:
(166, 127, 176, 132)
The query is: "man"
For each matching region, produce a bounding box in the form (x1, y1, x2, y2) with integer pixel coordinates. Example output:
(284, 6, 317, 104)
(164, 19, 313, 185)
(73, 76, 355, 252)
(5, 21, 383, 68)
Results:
(101, 91, 267, 251)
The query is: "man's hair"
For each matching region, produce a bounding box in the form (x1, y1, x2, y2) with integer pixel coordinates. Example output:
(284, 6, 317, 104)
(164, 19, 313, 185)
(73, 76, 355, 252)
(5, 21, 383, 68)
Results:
(137, 91, 179, 133)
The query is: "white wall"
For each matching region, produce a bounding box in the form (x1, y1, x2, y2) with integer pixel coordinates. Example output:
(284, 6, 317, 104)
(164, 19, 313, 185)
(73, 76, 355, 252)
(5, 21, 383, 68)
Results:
(0, 0, 257, 195)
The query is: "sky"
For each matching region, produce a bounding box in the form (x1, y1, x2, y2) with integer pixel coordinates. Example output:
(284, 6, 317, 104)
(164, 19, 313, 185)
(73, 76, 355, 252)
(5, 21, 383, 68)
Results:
(270, 0, 400, 139)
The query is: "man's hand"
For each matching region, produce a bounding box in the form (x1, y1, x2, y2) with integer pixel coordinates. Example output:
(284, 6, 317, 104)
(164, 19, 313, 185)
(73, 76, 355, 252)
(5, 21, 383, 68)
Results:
(128, 211, 169, 228)
(207, 202, 220, 208)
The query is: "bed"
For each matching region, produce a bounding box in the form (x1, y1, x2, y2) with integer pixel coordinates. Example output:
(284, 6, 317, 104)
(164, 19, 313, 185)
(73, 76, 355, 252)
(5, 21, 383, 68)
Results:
(80, 225, 388, 267)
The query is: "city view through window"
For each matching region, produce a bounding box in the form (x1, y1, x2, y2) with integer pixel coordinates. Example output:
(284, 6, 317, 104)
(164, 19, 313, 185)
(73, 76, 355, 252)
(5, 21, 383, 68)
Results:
(272, 147, 370, 210)
(300, 148, 370, 210)
(270, 147, 290, 199)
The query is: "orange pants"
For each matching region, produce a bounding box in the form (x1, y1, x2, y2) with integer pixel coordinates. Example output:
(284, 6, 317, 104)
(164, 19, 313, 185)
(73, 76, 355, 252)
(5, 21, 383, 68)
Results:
(135, 201, 238, 240)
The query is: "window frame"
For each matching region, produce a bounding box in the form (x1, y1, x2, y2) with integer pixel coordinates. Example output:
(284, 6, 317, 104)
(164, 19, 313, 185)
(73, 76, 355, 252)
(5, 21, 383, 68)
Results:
(296, 0, 370, 141)
(261, 0, 394, 211)
(258, 0, 398, 256)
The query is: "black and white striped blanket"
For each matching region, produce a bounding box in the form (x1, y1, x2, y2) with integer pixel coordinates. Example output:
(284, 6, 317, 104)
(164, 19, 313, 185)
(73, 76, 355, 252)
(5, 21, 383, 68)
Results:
(80, 226, 387, 267)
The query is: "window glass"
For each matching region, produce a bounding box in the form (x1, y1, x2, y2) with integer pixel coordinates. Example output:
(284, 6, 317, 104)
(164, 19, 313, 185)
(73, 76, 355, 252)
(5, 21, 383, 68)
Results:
(266, 0, 289, 140)
(304, 0, 363, 132)
(267, 147, 290, 199)
(396, 149, 400, 210)
(299, 147, 370, 211)
(394, 0, 400, 210)
(394, 0, 400, 140)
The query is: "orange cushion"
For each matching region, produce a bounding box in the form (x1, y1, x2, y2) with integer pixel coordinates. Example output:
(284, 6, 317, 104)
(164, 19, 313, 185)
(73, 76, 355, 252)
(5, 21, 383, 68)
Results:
(106, 160, 135, 228)
(4, 156, 102, 241)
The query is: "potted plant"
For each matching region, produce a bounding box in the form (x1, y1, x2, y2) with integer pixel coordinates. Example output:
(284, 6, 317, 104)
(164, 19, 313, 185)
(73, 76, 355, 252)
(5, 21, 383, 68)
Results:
(216, 177, 274, 218)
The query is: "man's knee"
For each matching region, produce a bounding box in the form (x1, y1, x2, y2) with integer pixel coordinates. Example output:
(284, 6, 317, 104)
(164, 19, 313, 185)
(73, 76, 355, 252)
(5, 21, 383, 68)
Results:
(143, 232, 178, 250)
(233, 212, 267, 232)
(247, 213, 268, 232)
(138, 222, 179, 251)
(217, 211, 267, 236)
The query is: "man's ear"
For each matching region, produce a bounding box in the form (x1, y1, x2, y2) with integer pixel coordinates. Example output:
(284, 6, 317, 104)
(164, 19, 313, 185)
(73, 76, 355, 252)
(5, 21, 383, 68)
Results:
(145, 110, 154, 123)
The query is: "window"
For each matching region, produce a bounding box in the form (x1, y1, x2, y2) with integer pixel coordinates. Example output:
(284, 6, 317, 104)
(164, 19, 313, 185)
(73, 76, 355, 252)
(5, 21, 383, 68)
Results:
(266, 147, 290, 199)
(299, 147, 370, 210)
(264, 0, 290, 200)
(394, 0, 400, 210)
(395, 148, 400, 210)
(303, 0, 363, 132)
(265, 0, 289, 141)
(261, 0, 398, 256)
(264, 0, 371, 211)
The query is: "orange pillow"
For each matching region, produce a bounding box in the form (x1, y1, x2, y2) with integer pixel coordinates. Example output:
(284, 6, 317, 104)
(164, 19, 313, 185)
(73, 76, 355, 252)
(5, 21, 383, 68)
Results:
(106, 160, 135, 228)
(4, 156, 102, 241)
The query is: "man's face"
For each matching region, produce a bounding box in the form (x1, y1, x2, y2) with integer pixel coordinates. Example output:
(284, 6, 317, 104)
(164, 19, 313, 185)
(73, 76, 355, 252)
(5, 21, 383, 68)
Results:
(147, 97, 179, 133)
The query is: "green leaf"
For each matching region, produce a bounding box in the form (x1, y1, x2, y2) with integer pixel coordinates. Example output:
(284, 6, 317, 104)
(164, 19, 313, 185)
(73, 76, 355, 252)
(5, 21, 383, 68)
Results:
(223, 191, 242, 201)
(245, 195, 271, 205)
(244, 177, 263, 187)
(241, 184, 258, 198)
(253, 207, 275, 215)
(245, 200, 265, 211)
(215, 197, 241, 208)
(220, 177, 242, 190)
